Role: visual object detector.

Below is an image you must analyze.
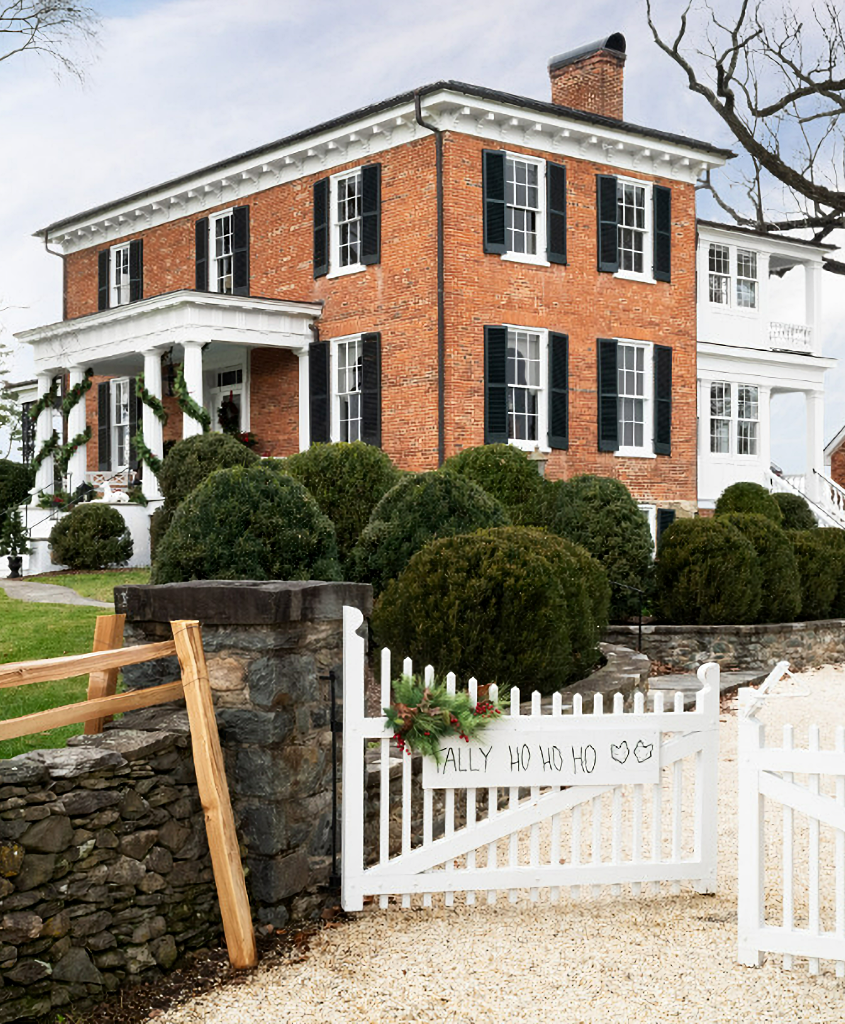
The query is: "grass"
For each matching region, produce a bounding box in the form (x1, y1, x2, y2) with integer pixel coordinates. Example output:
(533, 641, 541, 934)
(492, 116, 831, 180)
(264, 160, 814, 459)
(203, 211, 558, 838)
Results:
(26, 567, 150, 604)
(0, 590, 108, 758)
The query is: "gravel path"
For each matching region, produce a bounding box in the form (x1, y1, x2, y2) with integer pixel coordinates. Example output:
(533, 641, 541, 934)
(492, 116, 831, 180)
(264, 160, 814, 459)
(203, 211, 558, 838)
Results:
(157, 667, 845, 1024)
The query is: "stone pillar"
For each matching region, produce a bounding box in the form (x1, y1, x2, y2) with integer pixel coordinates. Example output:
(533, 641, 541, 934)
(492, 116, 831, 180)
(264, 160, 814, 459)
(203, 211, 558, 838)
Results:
(806, 389, 825, 502)
(66, 365, 88, 494)
(805, 261, 823, 355)
(297, 347, 310, 451)
(33, 372, 56, 500)
(181, 341, 204, 439)
(115, 580, 373, 928)
(142, 350, 164, 501)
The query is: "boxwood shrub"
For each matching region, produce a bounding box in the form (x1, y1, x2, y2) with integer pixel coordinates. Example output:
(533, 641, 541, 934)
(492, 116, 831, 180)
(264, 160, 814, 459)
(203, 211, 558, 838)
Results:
(772, 492, 817, 531)
(348, 472, 510, 595)
(719, 513, 801, 623)
(49, 504, 133, 570)
(372, 527, 609, 695)
(440, 444, 543, 524)
(0, 459, 34, 518)
(792, 528, 844, 620)
(714, 481, 783, 524)
(150, 463, 341, 584)
(655, 518, 761, 625)
(284, 442, 401, 565)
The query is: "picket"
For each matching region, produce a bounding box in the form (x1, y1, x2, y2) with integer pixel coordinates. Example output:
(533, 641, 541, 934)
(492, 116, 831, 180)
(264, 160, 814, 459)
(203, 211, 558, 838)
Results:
(341, 605, 721, 912)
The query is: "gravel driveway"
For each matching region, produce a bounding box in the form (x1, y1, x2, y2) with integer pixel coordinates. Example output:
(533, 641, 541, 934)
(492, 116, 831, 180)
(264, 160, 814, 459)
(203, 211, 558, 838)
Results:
(156, 666, 845, 1024)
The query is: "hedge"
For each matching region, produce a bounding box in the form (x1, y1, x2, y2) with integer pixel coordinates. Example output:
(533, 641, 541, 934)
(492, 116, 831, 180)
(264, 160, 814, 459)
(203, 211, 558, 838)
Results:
(440, 444, 543, 524)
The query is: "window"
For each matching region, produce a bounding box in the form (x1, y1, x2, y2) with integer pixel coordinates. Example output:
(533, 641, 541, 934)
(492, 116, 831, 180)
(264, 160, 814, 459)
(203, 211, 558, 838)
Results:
(195, 207, 249, 295)
(208, 365, 246, 435)
(597, 339, 671, 456)
(111, 244, 131, 307)
(617, 182, 647, 275)
(596, 176, 671, 283)
(736, 249, 757, 308)
(334, 171, 362, 270)
(98, 240, 142, 311)
(708, 244, 730, 304)
(334, 337, 363, 442)
(309, 333, 381, 446)
(505, 157, 541, 257)
(507, 328, 543, 444)
(314, 165, 381, 278)
(708, 381, 759, 456)
(112, 379, 131, 469)
(210, 211, 234, 294)
(617, 343, 650, 451)
(482, 151, 566, 265)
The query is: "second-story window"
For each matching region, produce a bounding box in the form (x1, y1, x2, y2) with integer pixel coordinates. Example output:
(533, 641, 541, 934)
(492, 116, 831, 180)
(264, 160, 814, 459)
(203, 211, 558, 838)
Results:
(737, 385, 759, 454)
(505, 157, 541, 257)
(736, 249, 758, 309)
(710, 381, 731, 453)
(211, 211, 234, 294)
(617, 182, 647, 275)
(111, 243, 131, 307)
(98, 240, 142, 311)
(334, 170, 363, 270)
(708, 244, 731, 304)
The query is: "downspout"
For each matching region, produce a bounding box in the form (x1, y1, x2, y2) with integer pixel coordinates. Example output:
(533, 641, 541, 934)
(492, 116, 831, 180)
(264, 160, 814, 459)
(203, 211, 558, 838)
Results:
(42, 231, 67, 321)
(414, 89, 445, 466)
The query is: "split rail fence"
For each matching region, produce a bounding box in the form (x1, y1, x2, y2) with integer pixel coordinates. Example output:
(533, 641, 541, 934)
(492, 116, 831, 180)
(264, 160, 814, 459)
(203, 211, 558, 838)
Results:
(0, 614, 257, 969)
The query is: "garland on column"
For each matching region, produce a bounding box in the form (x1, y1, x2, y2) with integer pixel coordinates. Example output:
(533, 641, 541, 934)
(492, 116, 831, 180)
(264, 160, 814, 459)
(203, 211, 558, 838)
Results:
(31, 430, 60, 474)
(28, 378, 60, 424)
(131, 427, 163, 475)
(131, 374, 169, 476)
(173, 367, 210, 433)
(61, 368, 93, 417)
(136, 373, 169, 426)
(57, 426, 93, 475)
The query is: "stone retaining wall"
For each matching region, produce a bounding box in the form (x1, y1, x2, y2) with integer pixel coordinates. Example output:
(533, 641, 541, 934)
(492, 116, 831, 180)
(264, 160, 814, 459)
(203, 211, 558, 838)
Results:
(605, 618, 845, 672)
(0, 714, 218, 1023)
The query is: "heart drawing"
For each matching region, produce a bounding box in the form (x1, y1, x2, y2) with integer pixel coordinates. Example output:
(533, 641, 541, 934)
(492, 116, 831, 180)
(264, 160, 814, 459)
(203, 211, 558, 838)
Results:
(610, 741, 630, 765)
(634, 740, 654, 763)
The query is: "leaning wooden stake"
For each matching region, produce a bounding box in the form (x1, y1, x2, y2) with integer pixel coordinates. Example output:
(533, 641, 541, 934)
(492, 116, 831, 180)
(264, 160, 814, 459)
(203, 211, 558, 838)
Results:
(84, 613, 126, 735)
(172, 619, 258, 970)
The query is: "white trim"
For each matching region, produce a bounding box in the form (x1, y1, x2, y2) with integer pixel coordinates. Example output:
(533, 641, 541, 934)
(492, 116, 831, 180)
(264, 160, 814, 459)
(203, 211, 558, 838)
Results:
(615, 338, 654, 458)
(614, 177, 653, 284)
(328, 333, 364, 444)
(329, 168, 364, 276)
(638, 503, 657, 544)
(501, 152, 547, 265)
(503, 323, 550, 454)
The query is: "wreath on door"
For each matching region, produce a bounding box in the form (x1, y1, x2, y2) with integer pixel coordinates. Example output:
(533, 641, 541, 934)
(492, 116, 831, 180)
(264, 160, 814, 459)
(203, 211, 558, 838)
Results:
(217, 391, 241, 435)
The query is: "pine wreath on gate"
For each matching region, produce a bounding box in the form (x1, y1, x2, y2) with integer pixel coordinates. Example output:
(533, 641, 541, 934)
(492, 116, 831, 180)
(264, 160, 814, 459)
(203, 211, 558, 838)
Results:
(217, 391, 240, 434)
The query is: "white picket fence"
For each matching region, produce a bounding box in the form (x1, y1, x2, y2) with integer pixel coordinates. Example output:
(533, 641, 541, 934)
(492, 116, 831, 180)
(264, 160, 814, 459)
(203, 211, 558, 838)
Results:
(341, 605, 720, 911)
(738, 687, 845, 974)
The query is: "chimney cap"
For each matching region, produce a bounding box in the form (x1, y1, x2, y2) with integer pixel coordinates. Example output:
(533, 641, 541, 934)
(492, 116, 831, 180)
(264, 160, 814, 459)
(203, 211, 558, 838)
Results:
(548, 33, 626, 72)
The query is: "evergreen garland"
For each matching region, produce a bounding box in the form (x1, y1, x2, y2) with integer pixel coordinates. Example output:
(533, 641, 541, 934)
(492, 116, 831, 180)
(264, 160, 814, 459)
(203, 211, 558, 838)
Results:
(28, 379, 60, 423)
(384, 675, 507, 762)
(31, 430, 60, 474)
(57, 426, 93, 474)
(61, 368, 93, 417)
(136, 374, 169, 425)
(173, 367, 211, 433)
(131, 426, 163, 476)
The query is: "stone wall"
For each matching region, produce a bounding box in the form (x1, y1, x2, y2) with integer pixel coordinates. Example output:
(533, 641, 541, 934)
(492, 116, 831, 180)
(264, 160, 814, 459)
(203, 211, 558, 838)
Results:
(605, 618, 845, 672)
(0, 713, 219, 1024)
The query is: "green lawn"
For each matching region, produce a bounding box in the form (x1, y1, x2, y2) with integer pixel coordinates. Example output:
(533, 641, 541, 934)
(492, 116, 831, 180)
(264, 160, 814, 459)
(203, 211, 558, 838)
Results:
(27, 567, 150, 604)
(0, 591, 109, 758)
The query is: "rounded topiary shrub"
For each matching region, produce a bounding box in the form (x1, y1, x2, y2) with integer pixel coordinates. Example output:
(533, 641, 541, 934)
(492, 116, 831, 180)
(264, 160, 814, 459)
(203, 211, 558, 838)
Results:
(655, 518, 761, 625)
(792, 529, 842, 620)
(546, 475, 653, 622)
(714, 481, 783, 524)
(348, 472, 510, 595)
(719, 513, 801, 624)
(49, 504, 133, 570)
(158, 432, 260, 508)
(284, 442, 401, 565)
(812, 528, 845, 617)
(372, 527, 609, 695)
(772, 492, 817, 531)
(150, 464, 341, 584)
(440, 444, 543, 524)
(0, 459, 34, 517)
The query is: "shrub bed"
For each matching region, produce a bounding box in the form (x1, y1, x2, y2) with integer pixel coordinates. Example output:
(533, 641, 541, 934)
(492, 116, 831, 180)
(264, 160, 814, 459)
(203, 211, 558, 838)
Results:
(49, 504, 133, 570)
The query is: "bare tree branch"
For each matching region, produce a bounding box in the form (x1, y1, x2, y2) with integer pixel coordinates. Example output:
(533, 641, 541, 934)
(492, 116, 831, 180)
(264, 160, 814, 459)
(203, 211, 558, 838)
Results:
(0, 2, 99, 80)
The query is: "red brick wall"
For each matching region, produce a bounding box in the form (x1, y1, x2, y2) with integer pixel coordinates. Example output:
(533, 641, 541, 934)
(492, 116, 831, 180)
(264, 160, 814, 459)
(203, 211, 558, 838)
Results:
(831, 447, 845, 489)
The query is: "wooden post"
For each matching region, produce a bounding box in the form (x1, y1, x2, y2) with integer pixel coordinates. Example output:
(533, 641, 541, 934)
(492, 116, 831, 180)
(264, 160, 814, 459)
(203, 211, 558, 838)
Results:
(171, 619, 257, 970)
(84, 614, 126, 735)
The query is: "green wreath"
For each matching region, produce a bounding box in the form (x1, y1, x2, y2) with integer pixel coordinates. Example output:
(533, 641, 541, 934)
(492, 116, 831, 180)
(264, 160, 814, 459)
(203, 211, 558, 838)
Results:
(385, 675, 507, 762)
(173, 368, 211, 433)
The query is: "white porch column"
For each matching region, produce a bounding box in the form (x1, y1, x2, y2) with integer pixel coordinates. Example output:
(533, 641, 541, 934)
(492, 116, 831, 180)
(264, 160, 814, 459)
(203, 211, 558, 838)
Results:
(142, 349, 164, 501)
(805, 389, 825, 503)
(756, 252, 770, 350)
(757, 385, 772, 488)
(33, 372, 56, 501)
(297, 347, 310, 452)
(66, 366, 88, 495)
(181, 341, 205, 439)
(805, 261, 823, 355)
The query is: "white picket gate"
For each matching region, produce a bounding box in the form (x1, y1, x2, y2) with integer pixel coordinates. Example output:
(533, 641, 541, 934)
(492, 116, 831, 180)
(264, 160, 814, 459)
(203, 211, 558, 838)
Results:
(738, 686, 845, 974)
(341, 606, 720, 911)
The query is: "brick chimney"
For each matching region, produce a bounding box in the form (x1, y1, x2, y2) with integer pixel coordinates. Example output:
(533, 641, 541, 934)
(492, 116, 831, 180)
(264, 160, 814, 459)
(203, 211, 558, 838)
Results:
(548, 33, 626, 121)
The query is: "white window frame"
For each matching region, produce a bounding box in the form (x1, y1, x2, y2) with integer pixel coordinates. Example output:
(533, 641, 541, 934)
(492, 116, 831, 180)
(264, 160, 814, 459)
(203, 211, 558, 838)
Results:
(705, 242, 759, 315)
(709, 380, 732, 454)
(615, 178, 654, 284)
(110, 243, 132, 308)
(736, 249, 758, 309)
(638, 503, 657, 546)
(207, 362, 249, 436)
(328, 169, 366, 279)
(330, 335, 364, 442)
(707, 381, 759, 458)
(503, 324, 549, 453)
(615, 339, 655, 458)
(209, 209, 235, 294)
(708, 243, 731, 305)
(111, 377, 131, 471)
(736, 384, 759, 456)
(501, 153, 549, 267)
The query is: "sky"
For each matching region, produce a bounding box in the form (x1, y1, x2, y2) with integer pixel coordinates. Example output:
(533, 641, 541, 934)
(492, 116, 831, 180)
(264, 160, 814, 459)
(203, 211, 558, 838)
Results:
(1, 0, 842, 471)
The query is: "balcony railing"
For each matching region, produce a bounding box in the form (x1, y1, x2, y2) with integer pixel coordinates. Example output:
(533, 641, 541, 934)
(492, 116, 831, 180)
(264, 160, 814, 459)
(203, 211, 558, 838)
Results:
(769, 321, 812, 352)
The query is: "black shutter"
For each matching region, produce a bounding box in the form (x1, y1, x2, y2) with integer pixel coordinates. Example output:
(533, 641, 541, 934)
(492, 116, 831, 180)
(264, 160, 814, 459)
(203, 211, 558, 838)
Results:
(596, 175, 619, 273)
(360, 332, 381, 446)
(129, 240, 143, 303)
(653, 345, 672, 455)
(482, 150, 507, 254)
(309, 341, 330, 444)
(548, 332, 569, 449)
(653, 185, 672, 283)
(195, 218, 208, 291)
(361, 164, 381, 266)
(484, 325, 508, 444)
(232, 206, 250, 295)
(547, 163, 567, 265)
(128, 377, 139, 472)
(313, 178, 329, 278)
(98, 250, 110, 311)
(656, 508, 676, 547)
(98, 382, 111, 470)
(597, 338, 619, 451)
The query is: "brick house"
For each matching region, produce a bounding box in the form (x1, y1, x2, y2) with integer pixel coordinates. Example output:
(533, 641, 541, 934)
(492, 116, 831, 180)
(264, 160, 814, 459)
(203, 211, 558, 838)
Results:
(18, 33, 733, 556)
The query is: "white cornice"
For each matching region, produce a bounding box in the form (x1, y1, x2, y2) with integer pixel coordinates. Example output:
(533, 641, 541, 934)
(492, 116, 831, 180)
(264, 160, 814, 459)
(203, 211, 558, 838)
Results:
(45, 88, 729, 255)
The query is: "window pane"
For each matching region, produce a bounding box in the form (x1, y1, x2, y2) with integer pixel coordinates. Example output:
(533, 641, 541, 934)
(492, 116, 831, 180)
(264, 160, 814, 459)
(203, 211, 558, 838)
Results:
(505, 158, 540, 256)
(617, 344, 646, 449)
(506, 329, 541, 442)
(336, 338, 363, 440)
(336, 172, 363, 267)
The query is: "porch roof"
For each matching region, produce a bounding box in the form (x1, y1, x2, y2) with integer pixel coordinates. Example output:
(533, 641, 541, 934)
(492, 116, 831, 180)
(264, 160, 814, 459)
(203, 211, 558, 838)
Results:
(15, 291, 323, 376)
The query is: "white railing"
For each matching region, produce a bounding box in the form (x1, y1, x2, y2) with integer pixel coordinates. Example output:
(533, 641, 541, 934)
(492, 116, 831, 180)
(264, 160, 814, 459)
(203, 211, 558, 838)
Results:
(738, 681, 845, 975)
(769, 322, 813, 352)
(766, 468, 845, 529)
(815, 470, 845, 520)
(341, 606, 720, 911)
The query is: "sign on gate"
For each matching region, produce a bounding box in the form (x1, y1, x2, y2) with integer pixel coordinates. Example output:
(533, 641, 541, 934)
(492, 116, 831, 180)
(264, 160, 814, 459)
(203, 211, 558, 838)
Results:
(423, 725, 661, 788)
